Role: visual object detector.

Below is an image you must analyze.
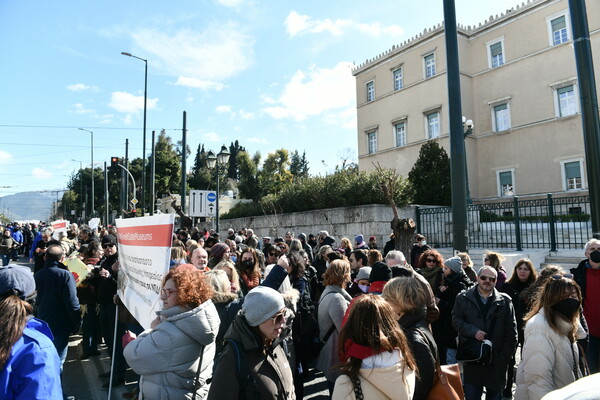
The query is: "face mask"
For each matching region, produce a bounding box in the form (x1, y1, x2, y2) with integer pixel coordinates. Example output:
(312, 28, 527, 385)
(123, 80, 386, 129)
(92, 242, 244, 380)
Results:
(421, 240, 426, 246)
(230, 256, 237, 263)
(241, 259, 254, 269)
(552, 298, 580, 319)
(358, 284, 369, 293)
(590, 250, 600, 263)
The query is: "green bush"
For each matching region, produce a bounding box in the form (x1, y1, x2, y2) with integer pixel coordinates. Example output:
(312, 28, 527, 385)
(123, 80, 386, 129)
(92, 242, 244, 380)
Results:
(221, 169, 410, 219)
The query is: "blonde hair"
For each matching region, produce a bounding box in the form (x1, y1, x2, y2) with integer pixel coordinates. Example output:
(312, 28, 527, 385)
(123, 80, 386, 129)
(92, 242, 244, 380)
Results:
(382, 277, 427, 314)
(205, 269, 231, 294)
(215, 260, 240, 286)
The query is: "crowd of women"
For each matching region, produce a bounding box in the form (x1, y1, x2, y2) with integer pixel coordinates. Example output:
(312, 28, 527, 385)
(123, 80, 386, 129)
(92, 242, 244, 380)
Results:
(0, 224, 597, 400)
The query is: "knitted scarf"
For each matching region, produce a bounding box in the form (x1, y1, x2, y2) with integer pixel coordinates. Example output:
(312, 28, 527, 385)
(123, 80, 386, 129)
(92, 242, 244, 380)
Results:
(241, 272, 260, 290)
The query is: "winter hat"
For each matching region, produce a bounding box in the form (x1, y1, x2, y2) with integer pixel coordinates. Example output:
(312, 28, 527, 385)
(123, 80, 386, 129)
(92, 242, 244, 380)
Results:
(369, 261, 392, 283)
(444, 256, 463, 274)
(242, 286, 285, 327)
(102, 234, 117, 246)
(356, 266, 372, 281)
(355, 234, 364, 244)
(369, 236, 376, 241)
(234, 235, 243, 243)
(0, 265, 36, 300)
(210, 243, 229, 259)
(297, 233, 306, 241)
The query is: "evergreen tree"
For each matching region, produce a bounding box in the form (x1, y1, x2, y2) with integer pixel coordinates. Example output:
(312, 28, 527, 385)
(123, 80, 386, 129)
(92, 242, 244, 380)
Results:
(407, 140, 451, 206)
(237, 151, 262, 202)
(188, 144, 212, 190)
(227, 140, 245, 180)
(289, 150, 309, 180)
(151, 130, 182, 198)
(260, 149, 292, 195)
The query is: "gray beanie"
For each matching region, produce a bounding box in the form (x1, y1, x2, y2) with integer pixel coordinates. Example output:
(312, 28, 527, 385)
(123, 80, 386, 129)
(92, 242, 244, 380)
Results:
(356, 266, 372, 281)
(0, 265, 36, 300)
(444, 256, 463, 274)
(242, 286, 285, 327)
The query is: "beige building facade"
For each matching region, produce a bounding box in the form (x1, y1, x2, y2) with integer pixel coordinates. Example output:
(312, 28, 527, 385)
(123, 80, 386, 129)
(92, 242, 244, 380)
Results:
(354, 0, 599, 201)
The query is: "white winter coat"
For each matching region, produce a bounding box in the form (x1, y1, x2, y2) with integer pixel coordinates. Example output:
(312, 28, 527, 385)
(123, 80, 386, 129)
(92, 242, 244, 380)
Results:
(123, 300, 220, 400)
(514, 308, 586, 400)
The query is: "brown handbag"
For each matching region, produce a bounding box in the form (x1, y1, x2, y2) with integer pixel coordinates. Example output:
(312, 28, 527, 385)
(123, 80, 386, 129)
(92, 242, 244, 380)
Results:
(426, 361, 464, 400)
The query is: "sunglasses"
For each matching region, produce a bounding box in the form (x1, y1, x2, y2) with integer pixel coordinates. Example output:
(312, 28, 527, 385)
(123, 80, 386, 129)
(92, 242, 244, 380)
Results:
(426, 258, 436, 263)
(102, 243, 116, 249)
(269, 310, 286, 324)
(479, 275, 496, 282)
(551, 273, 574, 280)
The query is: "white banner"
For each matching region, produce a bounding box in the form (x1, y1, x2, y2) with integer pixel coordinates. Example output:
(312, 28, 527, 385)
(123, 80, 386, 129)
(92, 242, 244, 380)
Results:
(115, 214, 174, 330)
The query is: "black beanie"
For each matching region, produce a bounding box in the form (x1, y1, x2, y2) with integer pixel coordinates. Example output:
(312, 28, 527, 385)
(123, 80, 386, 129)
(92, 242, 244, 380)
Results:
(369, 261, 392, 283)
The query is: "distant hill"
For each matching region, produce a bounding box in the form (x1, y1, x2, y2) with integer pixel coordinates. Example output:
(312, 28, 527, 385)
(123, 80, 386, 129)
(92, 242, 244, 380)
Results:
(0, 191, 57, 222)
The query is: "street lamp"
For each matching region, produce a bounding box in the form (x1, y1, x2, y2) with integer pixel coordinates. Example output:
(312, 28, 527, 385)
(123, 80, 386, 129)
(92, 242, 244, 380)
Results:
(206, 145, 230, 234)
(78, 128, 94, 217)
(121, 51, 148, 216)
(462, 116, 474, 204)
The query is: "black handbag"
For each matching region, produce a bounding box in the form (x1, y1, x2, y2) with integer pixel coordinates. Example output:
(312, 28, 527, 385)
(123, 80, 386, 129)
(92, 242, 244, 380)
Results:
(456, 298, 503, 365)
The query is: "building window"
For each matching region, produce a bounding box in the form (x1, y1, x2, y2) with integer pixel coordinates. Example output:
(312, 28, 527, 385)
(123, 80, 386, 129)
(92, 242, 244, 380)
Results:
(424, 54, 436, 78)
(498, 170, 514, 197)
(493, 103, 510, 132)
(426, 112, 440, 139)
(367, 131, 377, 154)
(394, 122, 406, 147)
(557, 85, 577, 117)
(366, 81, 375, 102)
(564, 161, 582, 190)
(393, 68, 403, 91)
(551, 15, 568, 45)
(489, 41, 504, 68)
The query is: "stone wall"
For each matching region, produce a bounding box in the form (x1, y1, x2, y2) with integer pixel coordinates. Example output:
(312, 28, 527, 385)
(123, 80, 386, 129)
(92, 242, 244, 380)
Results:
(220, 204, 418, 245)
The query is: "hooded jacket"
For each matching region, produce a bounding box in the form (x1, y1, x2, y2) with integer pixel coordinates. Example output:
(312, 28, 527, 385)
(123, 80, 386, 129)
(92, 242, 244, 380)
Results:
(514, 309, 586, 400)
(0, 318, 63, 400)
(123, 300, 220, 400)
(332, 350, 415, 400)
(207, 313, 295, 400)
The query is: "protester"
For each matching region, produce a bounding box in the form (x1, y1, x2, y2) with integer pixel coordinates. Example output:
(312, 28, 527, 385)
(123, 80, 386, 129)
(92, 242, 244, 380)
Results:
(205, 269, 240, 354)
(0, 228, 18, 267)
(236, 248, 261, 295)
(0, 265, 63, 399)
(410, 234, 430, 267)
(457, 252, 477, 282)
(78, 241, 103, 359)
(515, 273, 587, 399)
(208, 243, 230, 270)
(484, 251, 508, 289)
(333, 294, 416, 400)
(124, 267, 219, 399)
(383, 277, 437, 400)
(208, 286, 295, 400)
(316, 259, 353, 395)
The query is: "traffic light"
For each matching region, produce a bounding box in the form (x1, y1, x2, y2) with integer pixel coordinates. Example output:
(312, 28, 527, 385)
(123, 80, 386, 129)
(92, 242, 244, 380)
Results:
(111, 156, 119, 168)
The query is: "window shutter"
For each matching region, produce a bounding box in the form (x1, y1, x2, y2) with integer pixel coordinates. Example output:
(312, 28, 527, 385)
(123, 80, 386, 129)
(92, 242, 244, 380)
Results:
(499, 172, 512, 186)
(565, 162, 580, 179)
(552, 16, 566, 32)
(490, 42, 502, 57)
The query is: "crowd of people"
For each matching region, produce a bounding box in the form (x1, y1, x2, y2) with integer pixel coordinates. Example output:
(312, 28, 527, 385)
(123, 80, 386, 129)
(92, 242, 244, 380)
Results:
(1, 221, 599, 400)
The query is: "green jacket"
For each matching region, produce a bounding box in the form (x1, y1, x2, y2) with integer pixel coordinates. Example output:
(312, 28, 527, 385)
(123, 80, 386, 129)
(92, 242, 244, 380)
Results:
(0, 235, 17, 255)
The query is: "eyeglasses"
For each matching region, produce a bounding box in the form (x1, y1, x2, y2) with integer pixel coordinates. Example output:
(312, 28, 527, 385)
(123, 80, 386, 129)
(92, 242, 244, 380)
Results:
(161, 288, 178, 297)
(425, 258, 436, 263)
(479, 275, 496, 282)
(102, 243, 116, 249)
(269, 310, 286, 324)
(551, 273, 574, 280)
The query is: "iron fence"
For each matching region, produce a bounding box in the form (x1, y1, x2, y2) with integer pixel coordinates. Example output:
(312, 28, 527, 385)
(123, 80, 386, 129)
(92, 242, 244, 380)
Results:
(416, 194, 591, 250)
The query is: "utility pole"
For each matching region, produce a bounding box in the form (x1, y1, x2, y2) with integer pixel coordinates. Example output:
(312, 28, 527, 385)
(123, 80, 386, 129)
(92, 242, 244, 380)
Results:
(181, 112, 187, 224)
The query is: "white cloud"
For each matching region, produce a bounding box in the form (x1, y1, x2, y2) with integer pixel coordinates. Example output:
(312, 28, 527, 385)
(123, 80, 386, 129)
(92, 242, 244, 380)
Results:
(216, 0, 245, 7)
(131, 23, 254, 90)
(263, 62, 355, 121)
(174, 77, 225, 91)
(239, 110, 254, 120)
(285, 11, 403, 38)
(216, 105, 233, 114)
(32, 168, 52, 179)
(0, 150, 12, 164)
(323, 106, 357, 130)
(73, 103, 94, 114)
(108, 91, 158, 114)
(66, 83, 99, 92)
(202, 132, 221, 142)
(247, 137, 268, 144)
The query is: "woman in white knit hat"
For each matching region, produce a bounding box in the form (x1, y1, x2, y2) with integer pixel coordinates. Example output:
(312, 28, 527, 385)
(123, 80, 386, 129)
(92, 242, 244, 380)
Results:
(208, 285, 296, 400)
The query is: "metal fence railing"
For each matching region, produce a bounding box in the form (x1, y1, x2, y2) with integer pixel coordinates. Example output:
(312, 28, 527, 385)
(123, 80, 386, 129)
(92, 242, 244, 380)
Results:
(416, 194, 592, 250)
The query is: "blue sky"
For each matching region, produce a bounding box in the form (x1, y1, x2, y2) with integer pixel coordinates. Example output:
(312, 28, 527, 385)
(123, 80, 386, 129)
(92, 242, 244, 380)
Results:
(0, 0, 520, 197)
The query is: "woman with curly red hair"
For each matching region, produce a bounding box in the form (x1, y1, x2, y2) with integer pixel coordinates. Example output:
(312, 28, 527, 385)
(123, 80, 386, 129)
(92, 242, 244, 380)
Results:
(123, 267, 220, 399)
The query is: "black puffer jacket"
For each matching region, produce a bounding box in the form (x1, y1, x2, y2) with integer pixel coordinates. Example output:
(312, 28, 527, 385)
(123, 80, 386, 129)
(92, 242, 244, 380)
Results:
(398, 308, 437, 400)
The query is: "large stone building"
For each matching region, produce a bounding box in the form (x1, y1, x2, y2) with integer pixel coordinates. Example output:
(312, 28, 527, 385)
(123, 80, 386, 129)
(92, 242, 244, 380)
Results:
(353, 0, 599, 201)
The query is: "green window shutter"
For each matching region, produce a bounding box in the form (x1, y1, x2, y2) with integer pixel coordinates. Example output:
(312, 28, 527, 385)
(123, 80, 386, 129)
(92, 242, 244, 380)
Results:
(552, 16, 566, 32)
(490, 42, 502, 57)
(499, 171, 512, 186)
(565, 162, 580, 179)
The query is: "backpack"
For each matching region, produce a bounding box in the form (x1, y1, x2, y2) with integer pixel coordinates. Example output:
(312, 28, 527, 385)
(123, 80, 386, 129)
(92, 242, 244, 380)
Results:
(219, 338, 259, 400)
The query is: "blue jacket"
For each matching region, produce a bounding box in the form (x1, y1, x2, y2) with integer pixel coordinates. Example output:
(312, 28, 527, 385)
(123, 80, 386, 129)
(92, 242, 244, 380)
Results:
(0, 318, 63, 399)
(11, 230, 23, 245)
(34, 260, 81, 338)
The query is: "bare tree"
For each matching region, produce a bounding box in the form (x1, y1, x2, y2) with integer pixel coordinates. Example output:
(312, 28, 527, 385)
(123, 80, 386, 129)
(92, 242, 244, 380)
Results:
(373, 163, 415, 258)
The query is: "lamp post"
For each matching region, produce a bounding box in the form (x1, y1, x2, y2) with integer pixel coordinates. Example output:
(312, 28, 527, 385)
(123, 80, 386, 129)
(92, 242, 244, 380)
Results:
(78, 128, 94, 217)
(462, 116, 474, 204)
(71, 159, 83, 219)
(206, 145, 230, 234)
(121, 51, 148, 216)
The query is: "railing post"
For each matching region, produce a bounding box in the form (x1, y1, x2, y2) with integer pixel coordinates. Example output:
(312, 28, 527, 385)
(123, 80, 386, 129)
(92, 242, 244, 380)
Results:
(548, 193, 557, 251)
(416, 206, 421, 234)
(514, 196, 522, 251)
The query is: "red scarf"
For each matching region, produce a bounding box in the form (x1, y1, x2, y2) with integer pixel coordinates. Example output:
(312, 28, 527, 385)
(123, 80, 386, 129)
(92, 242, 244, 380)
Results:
(241, 273, 259, 290)
(342, 338, 377, 362)
(368, 281, 387, 294)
